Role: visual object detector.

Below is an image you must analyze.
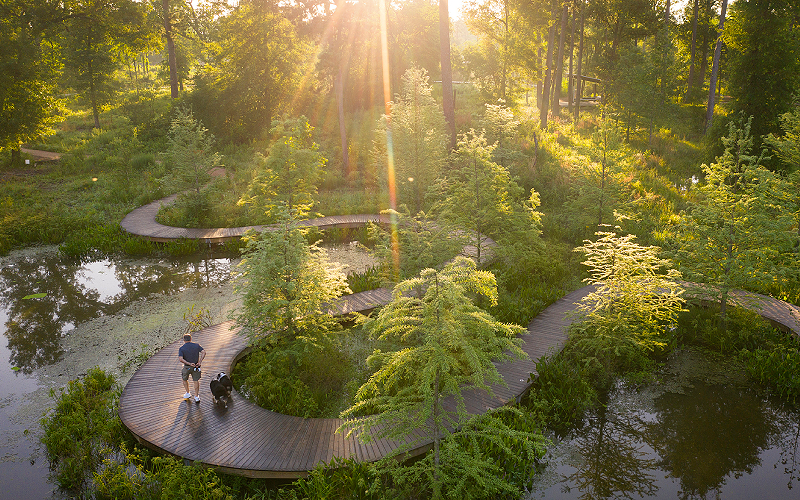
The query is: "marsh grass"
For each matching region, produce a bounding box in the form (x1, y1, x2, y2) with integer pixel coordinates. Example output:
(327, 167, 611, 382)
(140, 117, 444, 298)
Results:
(40, 368, 125, 491)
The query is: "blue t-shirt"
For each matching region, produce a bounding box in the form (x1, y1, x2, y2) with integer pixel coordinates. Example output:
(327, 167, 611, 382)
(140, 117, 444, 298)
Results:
(178, 342, 204, 364)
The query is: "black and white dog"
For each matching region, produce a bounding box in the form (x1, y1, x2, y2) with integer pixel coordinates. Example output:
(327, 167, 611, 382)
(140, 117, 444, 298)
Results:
(209, 372, 233, 408)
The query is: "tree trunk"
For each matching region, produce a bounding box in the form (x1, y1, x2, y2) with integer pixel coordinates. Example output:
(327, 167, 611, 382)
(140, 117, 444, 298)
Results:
(163, 0, 179, 99)
(698, 0, 711, 92)
(335, 64, 349, 176)
(568, 2, 577, 114)
(574, 6, 585, 122)
(537, 42, 543, 109)
(540, 12, 557, 129)
(433, 367, 441, 492)
(10, 147, 21, 168)
(599, 122, 607, 227)
(439, 0, 456, 151)
(705, 0, 728, 133)
(551, 4, 569, 118)
(501, 0, 509, 101)
(88, 37, 100, 129)
(687, 0, 699, 95)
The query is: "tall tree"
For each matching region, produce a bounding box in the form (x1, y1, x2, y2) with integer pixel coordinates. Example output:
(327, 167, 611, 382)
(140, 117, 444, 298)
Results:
(439, 0, 456, 150)
(551, 3, 569, 117)
(239, 117, 325, 222)
(724, 0, 800, 143)
(429, 130, 541, 263)
(703, 0, 727, 133)
(62, 0, 151, 128)
(540, 3, 557, 129)
(573, 2, 585, 121)
(0, 0, 60, 165)
(372, 67, 448, 214)
(339, 256, 526, 496)
(161, 107, 222, 225)
(574, 227, 685, 353)
(188, 2, 306, 143)
(463, 0, 540, 102)
(686, 0, 699, 96)
(672, 118, 794, 324)
(162, 0, 178, 98)
(234, 221, 350, 347)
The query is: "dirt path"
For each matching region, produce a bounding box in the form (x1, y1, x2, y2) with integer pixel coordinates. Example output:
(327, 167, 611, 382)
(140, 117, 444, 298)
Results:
(19, 148, 61, 162)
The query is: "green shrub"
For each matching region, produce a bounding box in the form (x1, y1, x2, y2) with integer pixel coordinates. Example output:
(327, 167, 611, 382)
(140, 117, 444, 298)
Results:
(346, 266, 383, 293)
(40, 367, 123, 491)
(93, 453, 142, 500)
(293, 456, 392, 500)
(527, 352, 597, 429)
(145, 456, 235, 500)
(234, 337, 358, 418)
(740, 342, 800, 404)
(673, 305, 783, 354)
(564, 316, 659, 391)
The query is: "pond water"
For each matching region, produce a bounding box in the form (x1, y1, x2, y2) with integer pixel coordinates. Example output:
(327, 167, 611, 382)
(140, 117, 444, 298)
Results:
(0, 247, 234, 499)
(528, 350, 800, 500)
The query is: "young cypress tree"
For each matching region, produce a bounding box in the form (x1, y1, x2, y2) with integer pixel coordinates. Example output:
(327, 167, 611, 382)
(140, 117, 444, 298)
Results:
(339, 256, 526, 495)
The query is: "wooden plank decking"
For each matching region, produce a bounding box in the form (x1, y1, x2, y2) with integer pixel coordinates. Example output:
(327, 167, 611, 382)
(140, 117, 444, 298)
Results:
(120, 195, 390, 244)
(119, 286, 591, 478)
(119, 282, 800, 478)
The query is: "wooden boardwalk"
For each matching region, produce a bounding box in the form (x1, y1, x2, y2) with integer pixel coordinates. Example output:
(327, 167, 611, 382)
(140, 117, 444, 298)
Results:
(119, 286, 591, 478)
(118, 194, 800, 477)
(120, 194, 390, 244)
(119, 283, 800, 478)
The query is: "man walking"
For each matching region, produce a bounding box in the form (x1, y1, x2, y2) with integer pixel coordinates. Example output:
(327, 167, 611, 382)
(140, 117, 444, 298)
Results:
(178, 333, 205, 403)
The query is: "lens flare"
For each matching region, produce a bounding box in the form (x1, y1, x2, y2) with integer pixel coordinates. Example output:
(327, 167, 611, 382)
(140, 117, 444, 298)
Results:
(379, 0, 399, 279)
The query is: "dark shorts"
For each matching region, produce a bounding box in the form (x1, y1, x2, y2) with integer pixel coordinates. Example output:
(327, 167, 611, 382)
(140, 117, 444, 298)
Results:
(182, 366, 201, 381)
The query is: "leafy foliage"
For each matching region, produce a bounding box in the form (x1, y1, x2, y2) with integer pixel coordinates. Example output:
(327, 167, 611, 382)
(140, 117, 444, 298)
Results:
(61, 0, 153, 128)
(371, 67, 449, 214)
(188, 3, 306, 143)
(40, 367, 123, 490)
(367, 209, 464, 282)
(570, 226, 685, 387)
(0, 0, 59, 157)
(725, 0, 800, 144)
(340, 257, 527, 492)
(233, 221, 350, 347)
(430, 130, 542, 264)
(528, 352, 598, 429)
(238, 117, 325, 222)
(234, 336, 360, 418)
(670, 117, 795, 321)
(388, 406, 549, 499)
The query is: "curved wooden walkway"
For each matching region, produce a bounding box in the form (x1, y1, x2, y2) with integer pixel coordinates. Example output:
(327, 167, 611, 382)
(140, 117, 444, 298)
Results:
(120, 194, 390, 244)
(119, 286, 591, 478)
(118, 195, 800, 478)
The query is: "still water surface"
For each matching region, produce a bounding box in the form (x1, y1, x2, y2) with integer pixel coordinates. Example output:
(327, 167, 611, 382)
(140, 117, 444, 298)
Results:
(528, 356, 800, 500)
(0, 247, 233, 499)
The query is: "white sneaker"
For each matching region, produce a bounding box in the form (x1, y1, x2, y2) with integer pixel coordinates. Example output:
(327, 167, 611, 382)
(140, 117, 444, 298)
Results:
(194, 395, 201, 403)
(183, 392, 192, 399)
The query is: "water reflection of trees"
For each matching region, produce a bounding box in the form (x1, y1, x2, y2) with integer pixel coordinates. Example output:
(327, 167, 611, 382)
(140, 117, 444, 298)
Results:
(770, 406, 800, 492)
(646, 382, 774, 499)
(0, 253, 231, 374)
(565, 394, 659, 499)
